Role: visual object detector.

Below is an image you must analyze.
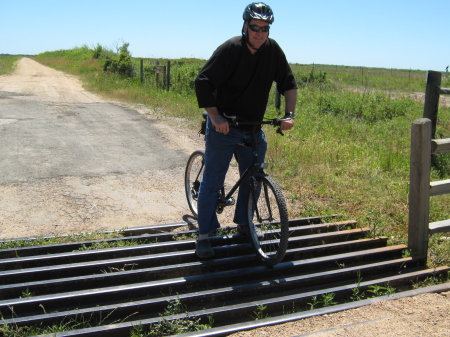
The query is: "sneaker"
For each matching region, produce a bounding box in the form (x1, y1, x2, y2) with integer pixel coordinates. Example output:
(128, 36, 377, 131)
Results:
(195, 239, 215, 259)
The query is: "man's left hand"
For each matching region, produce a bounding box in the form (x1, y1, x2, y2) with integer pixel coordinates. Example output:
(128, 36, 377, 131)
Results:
(280, 118, 294, 131)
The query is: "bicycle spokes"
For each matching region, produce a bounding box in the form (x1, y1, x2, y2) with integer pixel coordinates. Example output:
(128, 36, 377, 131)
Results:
(247, 175, 289, 266)
(185, 150, 205, 217)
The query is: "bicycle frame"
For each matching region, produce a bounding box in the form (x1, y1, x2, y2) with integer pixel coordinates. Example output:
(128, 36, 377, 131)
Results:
(199, 113, 292, 214)
(216, 130, 267, 213)
(185, 114, 291, 265)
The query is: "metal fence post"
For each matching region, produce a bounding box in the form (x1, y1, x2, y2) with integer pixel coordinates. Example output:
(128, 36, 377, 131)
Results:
(408, 118, 432, 261)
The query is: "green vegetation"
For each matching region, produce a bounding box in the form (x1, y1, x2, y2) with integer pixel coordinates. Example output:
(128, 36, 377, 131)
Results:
(0, 230, 126, 251)
(0, 54, 20, 75)
(103, 42, 134, 77)
(0, 315, 93, 337)
(1, 45, 448, 267)
(130, 299, 213, 336)
(291, 64, 433, 92)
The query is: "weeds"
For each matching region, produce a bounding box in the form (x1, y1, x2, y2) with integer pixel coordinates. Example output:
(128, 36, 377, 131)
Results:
(412, 272, 450, 288)
(0, 230, 127, 251)
(351, 282, 396, 302)
(75, 239, 143, 251)
(367, 284, 396, 297)
(427, 234, 450, 267)
(0, 314, 93, 337)
(351, 286, 365, 302)
(307, 295, 321, 310)
(307, 293, 337, 310)
(252, 305, 269, 320)
(20, 289, 33, 298)
(131, 298, 213, 336)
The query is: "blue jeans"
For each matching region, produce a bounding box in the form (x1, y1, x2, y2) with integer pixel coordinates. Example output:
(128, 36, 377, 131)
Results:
(197, 118, 267, 235)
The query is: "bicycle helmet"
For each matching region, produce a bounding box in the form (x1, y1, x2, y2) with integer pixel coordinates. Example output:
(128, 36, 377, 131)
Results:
(243, 2, 274, 24)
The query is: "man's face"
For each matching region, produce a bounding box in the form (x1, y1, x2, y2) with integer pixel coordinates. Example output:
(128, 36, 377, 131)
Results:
(246, 19, 270, 50)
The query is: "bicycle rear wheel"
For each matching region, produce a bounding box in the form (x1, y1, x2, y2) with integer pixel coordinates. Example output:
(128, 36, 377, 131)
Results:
(247, 175, 289, 266)
(184, 150, 205, 217)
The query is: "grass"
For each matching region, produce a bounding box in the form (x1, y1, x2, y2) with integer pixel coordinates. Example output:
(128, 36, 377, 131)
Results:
(130, 299, 213, 337)
(291, 63, 438, 92)
(0, 230, 127, 251)
(0, 315, 94, 337)
(1, 47, 449, 268)
(265, 83, 449, 251)
(0, 54, 20, 75)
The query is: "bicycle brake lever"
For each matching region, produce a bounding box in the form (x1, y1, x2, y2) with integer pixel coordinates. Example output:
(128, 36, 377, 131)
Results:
(276, 127, 284, 136)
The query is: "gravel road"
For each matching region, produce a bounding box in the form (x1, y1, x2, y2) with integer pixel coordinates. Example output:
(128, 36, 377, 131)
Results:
(0, 58, 203, 238)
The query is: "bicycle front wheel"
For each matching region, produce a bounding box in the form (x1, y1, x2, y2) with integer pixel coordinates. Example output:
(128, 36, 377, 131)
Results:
(184, 150, 205, 217)
(247, 175, 289, 266)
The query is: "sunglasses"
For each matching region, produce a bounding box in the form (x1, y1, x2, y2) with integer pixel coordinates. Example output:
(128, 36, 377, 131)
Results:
(248, 24, 270, 33)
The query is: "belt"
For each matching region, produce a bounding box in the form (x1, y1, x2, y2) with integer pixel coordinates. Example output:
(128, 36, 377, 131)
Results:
(222, 115, 260, 132)
(230, 124, 260, 132)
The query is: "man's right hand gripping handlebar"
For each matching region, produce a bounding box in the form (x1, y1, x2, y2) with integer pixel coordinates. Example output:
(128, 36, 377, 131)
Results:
(206, 108, 230, 135)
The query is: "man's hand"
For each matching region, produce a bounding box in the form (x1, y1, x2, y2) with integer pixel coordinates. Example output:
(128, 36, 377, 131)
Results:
(206, 107, 230, 135)
(210, 114, 230, 134)
(280, 118, 294, 131)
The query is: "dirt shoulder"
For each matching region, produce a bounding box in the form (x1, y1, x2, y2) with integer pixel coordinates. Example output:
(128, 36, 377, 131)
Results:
(229, 290, 450, 337)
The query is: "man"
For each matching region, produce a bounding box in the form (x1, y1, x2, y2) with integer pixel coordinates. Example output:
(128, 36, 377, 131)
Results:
(194, 2, 298, 258)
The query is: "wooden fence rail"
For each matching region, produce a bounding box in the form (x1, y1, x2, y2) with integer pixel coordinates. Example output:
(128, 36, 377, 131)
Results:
(408, 71, 450, 261)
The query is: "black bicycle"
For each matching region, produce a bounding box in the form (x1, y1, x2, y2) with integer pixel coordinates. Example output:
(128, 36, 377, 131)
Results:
(184, 114, 290, 266)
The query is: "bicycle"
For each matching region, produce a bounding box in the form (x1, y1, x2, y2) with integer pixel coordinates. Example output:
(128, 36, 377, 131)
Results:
(184, 113, 290, 266)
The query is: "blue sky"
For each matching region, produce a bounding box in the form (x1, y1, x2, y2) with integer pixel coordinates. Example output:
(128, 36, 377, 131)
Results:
(1, 0, 449, 71)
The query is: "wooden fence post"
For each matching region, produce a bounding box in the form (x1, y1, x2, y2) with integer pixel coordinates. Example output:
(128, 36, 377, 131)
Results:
(423, 71, 441, 139)
(140, 59, 144, 84)
(155, 61, 160, 88)
(162, 65, 167, 89)
(166, 61, 171, 91)
(408, 118, 432, 261)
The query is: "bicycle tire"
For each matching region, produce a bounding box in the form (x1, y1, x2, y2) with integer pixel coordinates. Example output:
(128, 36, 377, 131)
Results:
(184, 150, 205, 217)
(247, 175, 289, 266)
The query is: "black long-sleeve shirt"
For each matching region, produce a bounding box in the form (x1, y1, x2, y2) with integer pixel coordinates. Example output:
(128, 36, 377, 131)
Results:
(195, 36, 297, 122)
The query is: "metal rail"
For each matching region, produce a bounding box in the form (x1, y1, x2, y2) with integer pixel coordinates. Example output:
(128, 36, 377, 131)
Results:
(0, 217, 448, 336)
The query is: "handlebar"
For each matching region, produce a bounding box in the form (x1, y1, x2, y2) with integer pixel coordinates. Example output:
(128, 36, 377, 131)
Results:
(223, 113, 293, 135)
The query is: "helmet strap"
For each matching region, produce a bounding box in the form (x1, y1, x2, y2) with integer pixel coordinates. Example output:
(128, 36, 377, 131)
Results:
(242, 22, 248, 38)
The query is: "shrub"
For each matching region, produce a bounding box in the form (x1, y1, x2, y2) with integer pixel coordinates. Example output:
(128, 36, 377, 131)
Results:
(103, 42, 134, 77)
(296, 69, 328, 86)
(92, 44, 103, 59)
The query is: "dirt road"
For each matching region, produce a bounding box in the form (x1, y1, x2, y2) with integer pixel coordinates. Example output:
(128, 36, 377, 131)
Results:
(0, 58, 203, 238)
(0, 58, 448, 336)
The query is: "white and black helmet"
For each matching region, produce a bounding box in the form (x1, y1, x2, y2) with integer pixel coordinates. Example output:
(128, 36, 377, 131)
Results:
(243, 2, 274, 24)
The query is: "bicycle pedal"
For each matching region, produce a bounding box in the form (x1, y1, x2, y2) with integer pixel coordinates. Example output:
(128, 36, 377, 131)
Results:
(225, 197, 235, 206)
